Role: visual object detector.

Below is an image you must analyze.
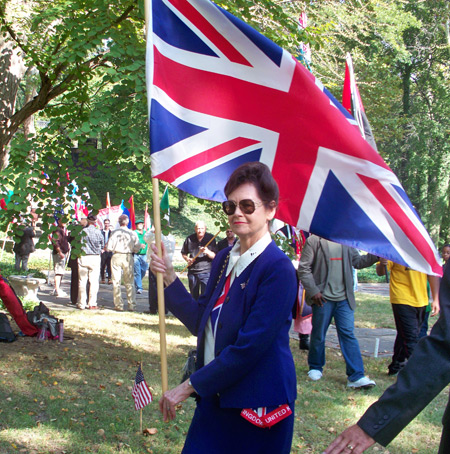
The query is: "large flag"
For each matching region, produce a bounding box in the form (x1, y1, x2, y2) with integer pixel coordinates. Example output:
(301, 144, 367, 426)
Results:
(132, 365, 153, 411)
(147, 0, 442, 276)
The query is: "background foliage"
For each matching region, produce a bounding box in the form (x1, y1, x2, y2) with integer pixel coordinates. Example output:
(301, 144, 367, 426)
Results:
(0, 0, 449, 250)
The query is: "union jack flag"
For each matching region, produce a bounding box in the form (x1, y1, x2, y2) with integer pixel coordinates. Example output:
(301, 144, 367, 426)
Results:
(147, 0, 442, 276)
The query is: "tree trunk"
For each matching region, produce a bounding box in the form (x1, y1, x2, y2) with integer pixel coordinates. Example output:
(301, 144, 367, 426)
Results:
(178, 188, 187, 211)
(23, 68, 38, 161)
(0, 35, 27, 168)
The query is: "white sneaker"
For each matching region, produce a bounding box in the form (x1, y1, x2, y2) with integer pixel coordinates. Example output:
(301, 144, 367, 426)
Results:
(347, 376, 376, 389)
(56, 291, 68, 298)
(308, 370, 323, 381)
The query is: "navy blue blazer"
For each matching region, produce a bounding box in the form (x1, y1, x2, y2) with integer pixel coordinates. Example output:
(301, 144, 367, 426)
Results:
(165, 240, 298, 409)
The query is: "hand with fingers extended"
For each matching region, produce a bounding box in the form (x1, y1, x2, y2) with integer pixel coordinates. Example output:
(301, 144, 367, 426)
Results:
(159, 379, 195, 422)
(312, 291, 325, 307)
(149, 242, 177, 287)
(323, 424, 375, 454)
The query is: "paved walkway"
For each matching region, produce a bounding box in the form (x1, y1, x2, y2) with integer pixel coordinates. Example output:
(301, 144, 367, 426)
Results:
(36, 272, 395, 358)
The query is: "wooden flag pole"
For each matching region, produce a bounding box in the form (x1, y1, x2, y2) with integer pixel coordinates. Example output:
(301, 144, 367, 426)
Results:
(152, 178, 169, 394)
(180, 230, 221, 274)
(146, 0, 168, 394)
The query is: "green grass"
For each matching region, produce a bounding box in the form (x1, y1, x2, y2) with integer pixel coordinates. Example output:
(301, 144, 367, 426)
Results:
(0, 229, 445, 453)
(1, 290, 447, 453)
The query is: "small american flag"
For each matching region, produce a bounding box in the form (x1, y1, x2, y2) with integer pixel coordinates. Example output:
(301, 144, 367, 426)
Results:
(132, 365, 153, 411)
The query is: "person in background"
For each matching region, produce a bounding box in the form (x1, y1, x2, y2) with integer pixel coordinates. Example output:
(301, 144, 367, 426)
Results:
(217, 228, 237, 251)
(443, 243, 450, 272)
(324, 264, 450, 454)
(133, 220, 148, 295)
(376, 259, 439, 375)
(51, 218, 69, 298)
(77, 214, 104, 310)
(100, 219, 113, 284)
(181, 220, 217, 299)
(145, 227, 174, 315)
(13, 221, 35, 272)
(298, 235, 378, 388)
(150, 162, 297, 453)
(106, 214, 141, 311)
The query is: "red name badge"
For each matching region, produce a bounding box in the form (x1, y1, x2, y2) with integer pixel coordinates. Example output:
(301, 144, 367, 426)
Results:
(241, 404, 292, 428)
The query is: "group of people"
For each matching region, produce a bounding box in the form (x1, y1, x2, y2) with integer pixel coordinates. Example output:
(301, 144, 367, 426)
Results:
(14, 162, 449, 453)
(50, 214, 149, 312)
(149, 162, 450, 454)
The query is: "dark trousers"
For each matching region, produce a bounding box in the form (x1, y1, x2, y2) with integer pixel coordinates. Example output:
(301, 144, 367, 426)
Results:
(149, 271, 158, 314)
(188, 272, 210, 300)
(389, 303, 425, 373)
(100, 251, 112, 280)
(148, 271, 168, 315)
(69, 258, 89, 305)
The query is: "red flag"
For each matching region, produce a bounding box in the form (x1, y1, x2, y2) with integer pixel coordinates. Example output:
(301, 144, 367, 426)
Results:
(132, 365, 153, 410)
(342, 53, 378, 152)
(128, 196, 136, 230)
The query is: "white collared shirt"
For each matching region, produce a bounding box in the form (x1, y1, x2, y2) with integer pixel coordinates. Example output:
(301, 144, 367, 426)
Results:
(203, 232, 272, 365)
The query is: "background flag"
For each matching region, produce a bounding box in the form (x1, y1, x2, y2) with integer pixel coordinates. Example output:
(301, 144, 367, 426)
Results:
(132, 365, 153, 411)
(160, 185, 170, 222)
(128, 196, 136, 230)
(342, 53, 378, 152)
(147, 0, 442, 276)
(97, 204, 123, 229)
(120, 200, 134, 229)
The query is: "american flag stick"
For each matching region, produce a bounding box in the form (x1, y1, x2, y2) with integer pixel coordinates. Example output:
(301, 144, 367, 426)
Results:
(180, 230, 221, 274)
(140, 362, 143, 433)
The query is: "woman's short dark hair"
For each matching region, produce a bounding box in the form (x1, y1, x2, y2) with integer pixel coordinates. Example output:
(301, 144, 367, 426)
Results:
(224, 162, 279, 207)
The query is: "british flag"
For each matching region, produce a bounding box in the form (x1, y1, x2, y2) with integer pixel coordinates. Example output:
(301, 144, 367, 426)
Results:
(147, 0, 442, 276)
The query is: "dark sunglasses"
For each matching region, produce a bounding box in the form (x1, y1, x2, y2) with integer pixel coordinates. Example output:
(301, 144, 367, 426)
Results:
(222, 199, 263, 215)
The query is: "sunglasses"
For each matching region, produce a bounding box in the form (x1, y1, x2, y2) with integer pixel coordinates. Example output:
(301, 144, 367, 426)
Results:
(222, 199, 264, 215)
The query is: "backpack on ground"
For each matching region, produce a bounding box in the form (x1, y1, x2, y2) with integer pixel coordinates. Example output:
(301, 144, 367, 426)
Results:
(0, 312, 16, 342)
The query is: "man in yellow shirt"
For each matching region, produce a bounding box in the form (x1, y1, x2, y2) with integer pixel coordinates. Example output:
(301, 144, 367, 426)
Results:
(377, 259, 439, 375)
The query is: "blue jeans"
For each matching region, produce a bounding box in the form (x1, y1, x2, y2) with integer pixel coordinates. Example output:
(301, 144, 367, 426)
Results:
(308, 299, 365, 382)
(134, 254, 148, 291)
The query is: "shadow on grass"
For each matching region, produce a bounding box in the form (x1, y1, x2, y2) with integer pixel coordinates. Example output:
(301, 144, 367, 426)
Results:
(0, 312, 197, 454)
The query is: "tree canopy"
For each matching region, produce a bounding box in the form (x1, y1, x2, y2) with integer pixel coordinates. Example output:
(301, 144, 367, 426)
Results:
(0, 0, 449, 249)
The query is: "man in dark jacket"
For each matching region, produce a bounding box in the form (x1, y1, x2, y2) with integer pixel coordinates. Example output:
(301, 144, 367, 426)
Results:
(181, 221, 217, 299)
(325, 263, 450, 454)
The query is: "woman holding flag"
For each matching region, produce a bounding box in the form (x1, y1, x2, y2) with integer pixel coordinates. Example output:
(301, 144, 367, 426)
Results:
(150, 162, 297, 453)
